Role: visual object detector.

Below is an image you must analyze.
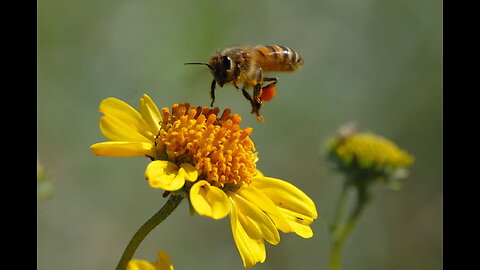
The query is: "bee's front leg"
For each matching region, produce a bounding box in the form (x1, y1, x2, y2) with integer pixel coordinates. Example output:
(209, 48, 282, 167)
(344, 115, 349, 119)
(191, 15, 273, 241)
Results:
(233, 81, 241, 91)
(210, 79, 216, 107)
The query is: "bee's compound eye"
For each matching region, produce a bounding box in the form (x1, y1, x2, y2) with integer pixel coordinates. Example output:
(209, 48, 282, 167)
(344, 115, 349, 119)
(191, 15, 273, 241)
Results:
(221, 56, 232, 70)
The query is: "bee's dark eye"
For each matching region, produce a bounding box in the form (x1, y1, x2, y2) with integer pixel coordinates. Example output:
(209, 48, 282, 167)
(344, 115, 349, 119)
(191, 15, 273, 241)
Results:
(221, 56, 231, 70)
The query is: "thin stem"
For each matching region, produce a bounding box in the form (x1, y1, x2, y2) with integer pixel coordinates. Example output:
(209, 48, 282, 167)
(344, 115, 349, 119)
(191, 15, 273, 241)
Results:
(329, 181, 351, 235)
(115, 195, 184, 270)
(329, 184, 371, 270)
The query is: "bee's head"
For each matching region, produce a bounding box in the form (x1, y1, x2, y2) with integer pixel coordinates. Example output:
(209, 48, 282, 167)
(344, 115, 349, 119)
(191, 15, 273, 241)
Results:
(207, 53, 236, 87)
(184, 53, 236, 87)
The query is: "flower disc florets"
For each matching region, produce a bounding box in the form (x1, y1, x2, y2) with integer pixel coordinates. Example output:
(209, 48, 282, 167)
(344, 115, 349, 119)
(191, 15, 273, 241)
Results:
(154, 103, 257, 188)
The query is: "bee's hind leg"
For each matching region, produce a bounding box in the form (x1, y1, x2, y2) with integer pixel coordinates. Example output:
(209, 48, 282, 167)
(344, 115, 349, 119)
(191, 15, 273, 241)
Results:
(252, 68, 265, 104)
(253, 70, 278, 104)
(262, 77, 278, 89)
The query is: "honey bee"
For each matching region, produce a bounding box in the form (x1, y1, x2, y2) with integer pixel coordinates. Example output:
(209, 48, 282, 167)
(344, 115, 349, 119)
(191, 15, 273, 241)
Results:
(185, 45, 304, 122)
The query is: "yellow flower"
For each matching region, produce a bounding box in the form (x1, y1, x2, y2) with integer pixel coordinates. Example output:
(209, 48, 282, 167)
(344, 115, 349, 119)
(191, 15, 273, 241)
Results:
(127, 250, 174, 270)
(328, 132, 413, 169)
(91, 95, 318, 268)
(327, 126, 414, 187)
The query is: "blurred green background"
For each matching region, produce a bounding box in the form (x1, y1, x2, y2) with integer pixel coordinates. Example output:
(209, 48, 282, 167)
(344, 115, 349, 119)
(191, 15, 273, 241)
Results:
(37, 0, 442, 269)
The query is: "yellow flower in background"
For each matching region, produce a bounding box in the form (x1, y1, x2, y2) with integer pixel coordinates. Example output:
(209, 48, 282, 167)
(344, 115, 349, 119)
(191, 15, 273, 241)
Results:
(127, 250, 174, 270)
(91, 94, 318, 268)
(325, 124, 415, 270)
(330, 132, 413, 169)
(326, 124, 414, 187)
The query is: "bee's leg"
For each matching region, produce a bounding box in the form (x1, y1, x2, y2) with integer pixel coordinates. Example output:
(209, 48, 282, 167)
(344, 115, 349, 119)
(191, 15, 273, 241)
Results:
(233, 81, 241, 91)
(242, 86, 264, 122)
(241, 88, 264, 122)
(241, 89, 253, 103)
(262, 77, 278, 89)
(252, 84, 265, 121)
(253, 68, 266, 104)
(253, 83, 263, 104)
(210, 79, 216, 107)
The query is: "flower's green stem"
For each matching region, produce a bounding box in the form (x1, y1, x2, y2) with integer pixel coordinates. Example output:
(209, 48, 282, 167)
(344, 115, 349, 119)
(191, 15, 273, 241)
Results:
(329, 182, 350, 235)
(115, 195, 184, 270)
(329, 183, 371, 270)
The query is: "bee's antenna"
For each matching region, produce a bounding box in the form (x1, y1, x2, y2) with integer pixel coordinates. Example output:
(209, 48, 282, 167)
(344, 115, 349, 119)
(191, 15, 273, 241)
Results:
(184, 62, 213, 70)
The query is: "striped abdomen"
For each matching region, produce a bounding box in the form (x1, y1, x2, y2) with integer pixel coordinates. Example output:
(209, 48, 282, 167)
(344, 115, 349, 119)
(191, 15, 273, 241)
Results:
(254, 45, 303, 72)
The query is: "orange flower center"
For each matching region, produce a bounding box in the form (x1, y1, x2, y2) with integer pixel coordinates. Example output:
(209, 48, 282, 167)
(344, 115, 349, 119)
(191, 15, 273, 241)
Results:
(155, 103, 257, 187)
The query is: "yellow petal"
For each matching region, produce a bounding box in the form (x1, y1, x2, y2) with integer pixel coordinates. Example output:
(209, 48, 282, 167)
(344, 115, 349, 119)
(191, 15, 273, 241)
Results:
(127, 250, 174, 270)
(127, 260, 156, 270)
(139, 94, 161, 135)
(229, 196, 266, 268)
(177, 163, 198, 182)
(99, 97, 156, 141)
(100, 97, 151, 130)
(251, 176, 317, 219)
(190, 181, 230, 220)
(152, 250, 175, 270)
(235, 186, 292, 234)
(90, 142, 155, 157)
(230, 192, 280, 245)
(100, 115, 153, 143)
(145, 161, 185, 191)
(277, 208, 314, 238)
(251, 176, 318, 238)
